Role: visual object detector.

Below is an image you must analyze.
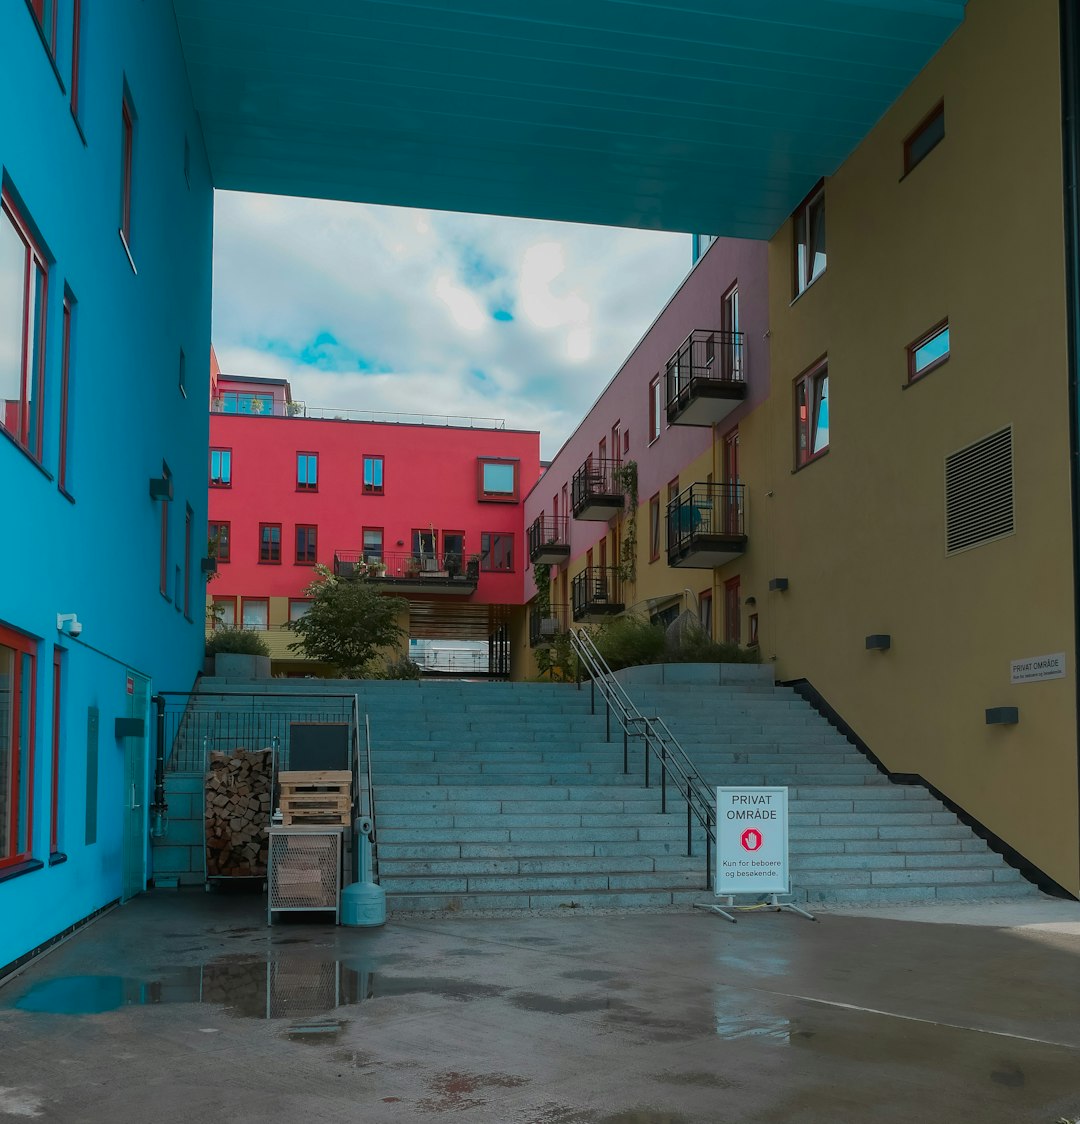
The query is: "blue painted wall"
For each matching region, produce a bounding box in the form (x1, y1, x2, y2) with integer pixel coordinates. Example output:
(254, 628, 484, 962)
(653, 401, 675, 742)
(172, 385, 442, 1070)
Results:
(0, 2, 213, 971)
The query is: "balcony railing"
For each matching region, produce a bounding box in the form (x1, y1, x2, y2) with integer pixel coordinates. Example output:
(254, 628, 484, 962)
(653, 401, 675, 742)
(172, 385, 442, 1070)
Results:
(529, 602, 570, 647)
(333, 550, 480, 588)
(666, 482, 747, 568)
(571, 457, 625, 521)
(665, 329, 747, 427)
(571, 567, 624, 621)
(528, 514, 571, 564)
(211, 394, 506, 429)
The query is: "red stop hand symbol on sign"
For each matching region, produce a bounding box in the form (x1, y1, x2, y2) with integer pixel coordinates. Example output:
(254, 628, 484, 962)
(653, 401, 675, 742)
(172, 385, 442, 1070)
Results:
(741, 828, 763, 852)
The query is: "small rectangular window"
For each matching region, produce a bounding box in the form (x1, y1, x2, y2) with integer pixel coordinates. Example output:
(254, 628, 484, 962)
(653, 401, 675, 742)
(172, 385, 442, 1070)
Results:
(259, 523, 281, 564)
(241, 598, 268, 630)
(363, 455, 384, 494)
(794, 360, 829, 467)
(0, 623, 37, 869)
(480, 532, 513, 572)
(649, 377, 662, 442)
(611, 421, 621, 462)
(907, 320, 950, 382)
(208, 520, 230, 563)
(904, 102, 945, 175)
(649, 494, 660, 561)
(793, 183, 826, 296)
(59, 290, 74, 493)
(210, 448, 232, 487)
(51, 648, 62, 856)
(295, 524, 317, 565)
(288, 599, 311, 623)
(296, 452, 318, 490)
(748, 612, 759, 647)
(478, 458, 519, 501)
(120, 90, 136, 249)
(29, 0, 58, 56)
(362, 526, 383, 561)
(700, 590, 714, 641)
(212, 596, 236, 628)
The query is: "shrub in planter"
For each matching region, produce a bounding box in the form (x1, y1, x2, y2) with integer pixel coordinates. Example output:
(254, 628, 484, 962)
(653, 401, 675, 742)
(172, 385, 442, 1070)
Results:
(592, 615, 667, 671)
(206, 626, 270, 658)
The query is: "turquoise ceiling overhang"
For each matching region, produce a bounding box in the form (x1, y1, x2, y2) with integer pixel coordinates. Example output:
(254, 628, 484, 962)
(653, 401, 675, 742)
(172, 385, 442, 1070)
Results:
(174, 0, 967, 238)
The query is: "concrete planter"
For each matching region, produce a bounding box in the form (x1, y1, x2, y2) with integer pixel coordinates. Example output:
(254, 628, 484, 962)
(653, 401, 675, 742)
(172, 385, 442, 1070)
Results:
(213, 652, 271, 678)
(609, 662, 773, 687)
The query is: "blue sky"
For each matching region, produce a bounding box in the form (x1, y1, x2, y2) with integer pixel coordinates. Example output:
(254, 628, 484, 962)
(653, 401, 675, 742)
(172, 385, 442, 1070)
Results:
(211, 193, 692, 459)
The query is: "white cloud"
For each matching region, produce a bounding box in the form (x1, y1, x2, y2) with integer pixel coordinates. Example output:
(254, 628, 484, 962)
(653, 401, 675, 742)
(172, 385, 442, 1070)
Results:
(212, 192, 690, 458)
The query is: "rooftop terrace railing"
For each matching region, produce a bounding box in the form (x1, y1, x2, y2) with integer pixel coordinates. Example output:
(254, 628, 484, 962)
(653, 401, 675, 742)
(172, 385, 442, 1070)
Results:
(211, 394, 506, 430)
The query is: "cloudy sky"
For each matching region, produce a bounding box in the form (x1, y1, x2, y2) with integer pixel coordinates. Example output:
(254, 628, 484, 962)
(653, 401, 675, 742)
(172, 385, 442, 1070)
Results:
(211, 192, 691, 460)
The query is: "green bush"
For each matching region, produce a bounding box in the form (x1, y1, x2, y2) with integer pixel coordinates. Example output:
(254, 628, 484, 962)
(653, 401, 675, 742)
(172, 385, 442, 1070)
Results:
(666, 628, 760, 664)
(592, 615, 668, 671)
(205, 626, 271, 658)
(367, 655, 422, 680)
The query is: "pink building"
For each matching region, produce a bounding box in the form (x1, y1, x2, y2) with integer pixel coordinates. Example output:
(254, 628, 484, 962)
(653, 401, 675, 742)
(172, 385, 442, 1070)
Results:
(207, 369, 541, 675)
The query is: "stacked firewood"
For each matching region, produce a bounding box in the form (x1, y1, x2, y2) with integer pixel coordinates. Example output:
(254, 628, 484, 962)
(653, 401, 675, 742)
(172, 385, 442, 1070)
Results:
(204, 748, 272, 877)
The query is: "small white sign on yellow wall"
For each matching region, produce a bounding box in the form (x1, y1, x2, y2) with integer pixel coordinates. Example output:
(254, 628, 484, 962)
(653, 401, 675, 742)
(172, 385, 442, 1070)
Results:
(1010, 652, 1066, 684)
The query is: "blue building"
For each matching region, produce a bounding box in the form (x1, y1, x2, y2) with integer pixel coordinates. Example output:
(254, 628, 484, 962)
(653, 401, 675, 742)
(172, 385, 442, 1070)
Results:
(0, 2, 212, 971)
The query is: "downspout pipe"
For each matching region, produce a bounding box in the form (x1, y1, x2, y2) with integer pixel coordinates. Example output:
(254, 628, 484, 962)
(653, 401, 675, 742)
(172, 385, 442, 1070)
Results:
(150, 694, 168, 838)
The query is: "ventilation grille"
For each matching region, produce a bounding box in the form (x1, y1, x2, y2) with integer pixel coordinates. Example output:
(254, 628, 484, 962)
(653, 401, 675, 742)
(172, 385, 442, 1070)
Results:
(945, 426, 1014, 555)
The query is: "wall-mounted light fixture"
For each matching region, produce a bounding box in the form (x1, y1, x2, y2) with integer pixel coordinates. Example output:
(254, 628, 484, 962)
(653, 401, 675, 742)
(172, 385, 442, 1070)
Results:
(865, 634, 891, 651)
(768, 578, 789, 592)
(56, 613, 83, 637)
(396, 540, 405, 547)
(200, 557, 218, 574)
(149, 475, 173, 501)
(986, 707, 1019, 726)
(744, 596, 756, 606)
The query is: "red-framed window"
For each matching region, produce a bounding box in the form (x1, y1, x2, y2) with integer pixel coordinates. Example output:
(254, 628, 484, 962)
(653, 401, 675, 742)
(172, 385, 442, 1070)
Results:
(649, 493, 660, 562)
(288, 599, 311, 624)
(623, 428, 630, 455)
(211, 596, 236, 629)
(561, 483, 569, 521)
(477, 458, 519, 502)
(793, 181, 826, 296)
(611, 421, 621, 463)
(296, 452, 318, 491)
(28, 0, 58, 56)
(443, 530, 464, 571)
(259, 523, 281, 564)
(208, 520, 230, 563)
(70, 0, 82, 118)
(362, 526, 383, 561)
(120, 90, 135, 248)
(363, 454, 384, 494)
(0, 623, 37, 870)
(721, 282, 742, 380)
(0, 190, 49, 461)
(480, 532, 513, 572)
(907, 320, 950, 384)
(699, 590, 713, 640)
(648, 376, 661, 442)
(723, 576, 741, 646)
(904, 101, 945, 176)
(209, 448, 231, 486)
(50, 648, 62, 855)
(183, 504, 193, 619)
(58, 290, 74, 493)
(748, 612, 759, 648)
(158, 464, 171, 599)
(241, 598, 269, 630)
(295, 524, 317, 565)
(794, 358, 829, 468)
(598, 437, 607, 462)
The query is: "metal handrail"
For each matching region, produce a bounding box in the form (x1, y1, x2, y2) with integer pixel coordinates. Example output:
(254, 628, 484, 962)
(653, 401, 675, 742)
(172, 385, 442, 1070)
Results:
(569, 629, 716, 886)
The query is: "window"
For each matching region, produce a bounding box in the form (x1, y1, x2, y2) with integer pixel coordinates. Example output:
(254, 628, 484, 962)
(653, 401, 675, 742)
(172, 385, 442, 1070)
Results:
(598, 438, 607, 462)
(363, 455, 384, 494)
(722, 283, 742, 380)
(649, 494, 661, 561)
(296, 452, 318, 491)
(649, 376, 662, 442)
(29, 0, 57, 56)
(748, 613, 759, 647)
(120, 89, 135, 250)
(478, 458, 519, 501)
(295, 524, 317, 565)
(241, 598, 268, 630)
(611, 421, 621, 462)
(208, 521, 230, 563)
(362, 527, 383, 562)
(0, 623, 36, 869)
(259, 523, 281, 564)
(667, 477, 680, 505)
(178, 349, 186, 399)
(50, 649, 62, 856)
(793, 182, 826, 296)
(723, 576, 741, 645)
(443, 530, 464, 571)
(209, 448, 232, 486)
(412, 528, 438, 566)
(288, 599, 311, 623)
(904, 101, 945, 175)
(218, 392, 273, 415)
(0, 190, 49, 460)
(58, 290, 74, 493)
(158, 463, 171, 599)
(794, 360, 829, 467)
(623, 428, 630, 455)
(907, 320, 950, 383)
(480, 533, 513, 572)
(212, 596, 236, 629)
(70, 0, 82, 119)
(700, 590, 713, 640)
(183, 504, 192, 619)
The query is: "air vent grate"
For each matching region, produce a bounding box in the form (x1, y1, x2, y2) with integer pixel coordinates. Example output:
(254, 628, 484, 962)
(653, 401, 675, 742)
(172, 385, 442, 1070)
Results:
(945, 426, 1014, 555)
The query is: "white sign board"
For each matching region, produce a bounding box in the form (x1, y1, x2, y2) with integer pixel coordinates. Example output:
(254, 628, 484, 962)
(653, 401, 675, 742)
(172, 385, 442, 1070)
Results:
(716, 787, 789, 896)
(1010, 652, 1066, 684)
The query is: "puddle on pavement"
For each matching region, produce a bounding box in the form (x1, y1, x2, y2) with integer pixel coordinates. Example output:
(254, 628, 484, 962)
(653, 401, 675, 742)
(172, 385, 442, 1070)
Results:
(7, 959, 505, 1020)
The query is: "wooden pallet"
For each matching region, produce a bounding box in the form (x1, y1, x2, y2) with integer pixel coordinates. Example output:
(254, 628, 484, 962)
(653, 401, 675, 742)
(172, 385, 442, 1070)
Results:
(281, 809, 351, 827)
(277, 770, 352, 827)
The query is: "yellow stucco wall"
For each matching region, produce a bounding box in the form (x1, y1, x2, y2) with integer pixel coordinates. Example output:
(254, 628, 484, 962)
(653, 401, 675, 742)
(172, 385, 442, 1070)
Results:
(727, 0, 1079, 892)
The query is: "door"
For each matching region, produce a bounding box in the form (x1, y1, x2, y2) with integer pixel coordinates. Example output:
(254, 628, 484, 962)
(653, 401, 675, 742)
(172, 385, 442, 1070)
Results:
(723, 577, 741, 645)
(122, 670, 150, 902)
(723, 429, 741, 534)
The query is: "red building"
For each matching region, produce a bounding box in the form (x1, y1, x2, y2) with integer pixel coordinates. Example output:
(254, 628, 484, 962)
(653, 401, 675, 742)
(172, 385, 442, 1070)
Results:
(207, 365, 541, 675)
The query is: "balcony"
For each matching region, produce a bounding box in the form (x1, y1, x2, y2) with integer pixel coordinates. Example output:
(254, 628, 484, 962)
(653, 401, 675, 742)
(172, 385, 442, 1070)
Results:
(333, 549, 479, 593)
(571, 567, 624, 621)
(666, 483, 747, 568)
(665, 329, 747, 427)
(528, 514, 571, 564)
(529, 602, 570, 647)
(571, 457, 625, 521)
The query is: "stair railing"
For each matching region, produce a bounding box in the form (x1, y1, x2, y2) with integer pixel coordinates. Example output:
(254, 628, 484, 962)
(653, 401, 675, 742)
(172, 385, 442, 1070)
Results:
(569, 629, 716, 887)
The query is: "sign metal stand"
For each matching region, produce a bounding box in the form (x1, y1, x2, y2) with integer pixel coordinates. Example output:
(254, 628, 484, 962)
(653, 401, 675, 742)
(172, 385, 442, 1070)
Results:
(695, 786, 816, 923)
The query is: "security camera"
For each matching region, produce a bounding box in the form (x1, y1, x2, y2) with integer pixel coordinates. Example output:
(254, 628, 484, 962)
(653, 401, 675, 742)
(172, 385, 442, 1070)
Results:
(68, 620, 83, 637)
(56, 613, 83, 637)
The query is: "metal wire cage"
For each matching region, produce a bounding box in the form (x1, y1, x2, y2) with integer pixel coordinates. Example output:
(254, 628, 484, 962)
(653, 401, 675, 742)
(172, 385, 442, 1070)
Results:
(267, 829, 342, 923)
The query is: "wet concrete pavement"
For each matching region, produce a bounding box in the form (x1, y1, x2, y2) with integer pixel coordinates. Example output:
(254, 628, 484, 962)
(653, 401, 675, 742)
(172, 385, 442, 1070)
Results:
(1, 892, 1079, 1122)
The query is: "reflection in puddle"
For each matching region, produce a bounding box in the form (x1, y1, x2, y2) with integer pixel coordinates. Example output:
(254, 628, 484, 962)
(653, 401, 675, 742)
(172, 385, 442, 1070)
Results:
(8, 960, 503, 1020)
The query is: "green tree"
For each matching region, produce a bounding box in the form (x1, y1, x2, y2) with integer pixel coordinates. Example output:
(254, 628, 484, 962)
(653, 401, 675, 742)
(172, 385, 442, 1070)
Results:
(288, 564, 407, 676)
